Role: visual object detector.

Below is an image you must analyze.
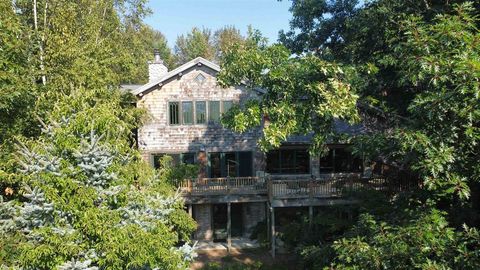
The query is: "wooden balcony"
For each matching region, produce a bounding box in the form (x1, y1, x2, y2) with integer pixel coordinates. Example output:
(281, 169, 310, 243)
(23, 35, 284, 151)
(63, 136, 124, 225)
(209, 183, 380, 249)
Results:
(179, 177, 267, 196)
(178, 175, 415, 202)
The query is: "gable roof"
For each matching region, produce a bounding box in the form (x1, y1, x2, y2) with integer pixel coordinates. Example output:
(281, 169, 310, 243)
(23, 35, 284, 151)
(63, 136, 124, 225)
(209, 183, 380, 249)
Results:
(131, 57, 220, 96)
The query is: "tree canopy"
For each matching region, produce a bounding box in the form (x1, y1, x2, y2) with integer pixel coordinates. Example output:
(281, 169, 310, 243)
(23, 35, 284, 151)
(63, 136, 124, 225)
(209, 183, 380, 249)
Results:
(219, 1, 480, 268)
(174, 26, 246, 65)
(0, 1, 197, 269)
(218, 31, 359, 153)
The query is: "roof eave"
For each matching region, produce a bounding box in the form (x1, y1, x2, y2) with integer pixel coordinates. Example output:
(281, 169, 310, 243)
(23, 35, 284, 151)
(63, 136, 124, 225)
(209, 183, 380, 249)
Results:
(132, 57, 220, 96)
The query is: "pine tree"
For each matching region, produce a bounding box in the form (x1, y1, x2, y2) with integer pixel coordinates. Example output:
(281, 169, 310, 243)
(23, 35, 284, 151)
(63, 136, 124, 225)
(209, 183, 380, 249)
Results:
(73, 130, 116, 188)
(0, 89, 197, 269)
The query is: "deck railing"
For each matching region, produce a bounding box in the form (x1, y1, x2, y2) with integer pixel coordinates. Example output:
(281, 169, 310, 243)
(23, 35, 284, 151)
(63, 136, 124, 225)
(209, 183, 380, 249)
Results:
(269, 177, 392, 199)
(179, 177, 267, 195)
(178, 175, 415, 199)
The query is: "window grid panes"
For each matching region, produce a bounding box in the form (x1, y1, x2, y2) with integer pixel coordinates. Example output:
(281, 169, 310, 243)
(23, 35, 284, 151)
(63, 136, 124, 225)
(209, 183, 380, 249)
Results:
(266, 149, 310, 174)
(169, 100, 235, 125)
(208, 151, 253, 178)
(153, 153, 196, 169)
(195, 101, 206, 124)
(182, 101, 193, 124)
(209, 101, 220, 123)
(222, 101, 233, 114)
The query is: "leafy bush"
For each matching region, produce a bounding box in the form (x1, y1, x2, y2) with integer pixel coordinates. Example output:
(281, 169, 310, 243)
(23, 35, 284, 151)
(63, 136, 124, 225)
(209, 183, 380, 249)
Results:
(330, 209, 480, 269)
(249, 220, 269, 246)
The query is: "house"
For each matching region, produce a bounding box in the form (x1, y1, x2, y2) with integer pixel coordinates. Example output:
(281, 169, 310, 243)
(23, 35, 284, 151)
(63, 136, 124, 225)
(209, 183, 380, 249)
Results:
(127, 50, 398, 255)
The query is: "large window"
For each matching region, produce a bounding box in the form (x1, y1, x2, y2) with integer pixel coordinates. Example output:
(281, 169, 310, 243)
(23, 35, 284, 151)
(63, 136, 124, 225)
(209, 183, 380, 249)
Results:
(319, 147, 363, 173)
(208, 151, 253, 177)
(222, 101, 233, 114)
(209, 101, 221, 123)
(169, 100, 233, 125)
(182, 152, 195, 164)
(152, 153, 195, 169)
(169, 102, 179, 125)
(195, 101, 206, 124)
(266, 148, 310, 174)
(182, 101, 193, 124)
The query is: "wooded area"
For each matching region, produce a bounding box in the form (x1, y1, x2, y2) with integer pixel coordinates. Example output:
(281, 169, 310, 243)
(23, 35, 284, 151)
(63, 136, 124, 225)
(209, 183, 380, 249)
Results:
(1, 0, 479, 269)
(218, 0, 480, 269)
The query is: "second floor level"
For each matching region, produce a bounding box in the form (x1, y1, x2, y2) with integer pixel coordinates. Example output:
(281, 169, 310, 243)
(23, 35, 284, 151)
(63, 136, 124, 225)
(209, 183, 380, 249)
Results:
(129, 56, 263, 153)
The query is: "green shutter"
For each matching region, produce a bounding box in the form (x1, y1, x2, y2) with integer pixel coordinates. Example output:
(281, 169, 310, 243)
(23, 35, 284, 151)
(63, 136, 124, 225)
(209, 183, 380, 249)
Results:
(169, 102, 179, 125)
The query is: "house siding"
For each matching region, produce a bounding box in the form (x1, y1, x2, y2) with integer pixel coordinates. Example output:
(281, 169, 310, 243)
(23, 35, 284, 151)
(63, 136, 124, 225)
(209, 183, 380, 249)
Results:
(137, 65, 264, 172)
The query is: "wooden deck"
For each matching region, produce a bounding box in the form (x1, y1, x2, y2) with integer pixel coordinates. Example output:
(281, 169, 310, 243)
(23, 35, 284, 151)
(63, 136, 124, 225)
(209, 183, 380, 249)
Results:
(178, 175, 414, 202)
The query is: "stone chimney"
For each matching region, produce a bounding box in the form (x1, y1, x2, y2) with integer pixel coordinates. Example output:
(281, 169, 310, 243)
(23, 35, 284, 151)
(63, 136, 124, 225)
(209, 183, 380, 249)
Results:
(148, 49, 168, 82)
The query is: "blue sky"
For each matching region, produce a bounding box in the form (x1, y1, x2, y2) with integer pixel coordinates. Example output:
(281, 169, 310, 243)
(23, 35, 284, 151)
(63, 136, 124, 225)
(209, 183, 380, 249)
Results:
(144, 0, 293, 48)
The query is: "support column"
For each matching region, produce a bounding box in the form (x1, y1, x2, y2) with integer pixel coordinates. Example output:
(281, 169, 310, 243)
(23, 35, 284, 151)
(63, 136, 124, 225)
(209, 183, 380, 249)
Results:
(227, 202, 232, 253)
(188, 204, 193, 217)
(271, 206, 275, 258)
(266, 203, 270, 242)
(309, 205, 313, 229)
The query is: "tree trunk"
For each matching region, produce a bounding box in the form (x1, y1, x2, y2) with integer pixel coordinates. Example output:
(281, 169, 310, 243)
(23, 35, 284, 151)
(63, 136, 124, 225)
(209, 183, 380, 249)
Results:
(33, 0, 47, 85)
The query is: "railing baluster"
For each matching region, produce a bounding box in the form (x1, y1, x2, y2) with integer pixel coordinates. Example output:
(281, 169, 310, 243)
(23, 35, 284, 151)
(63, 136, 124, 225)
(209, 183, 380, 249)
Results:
(176, 175, 412, 200)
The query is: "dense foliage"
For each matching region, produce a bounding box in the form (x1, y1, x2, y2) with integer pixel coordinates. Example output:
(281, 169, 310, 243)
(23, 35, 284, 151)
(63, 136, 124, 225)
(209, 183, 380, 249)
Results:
(0, 88, 197, 269)
(0, 1, 197, 269)
(299, 193, 480, 269)
(0, 0, 170, 157)
(219, 1, 480, 269)
(218, 30, 359, 153)
(174, 26, 246, 65)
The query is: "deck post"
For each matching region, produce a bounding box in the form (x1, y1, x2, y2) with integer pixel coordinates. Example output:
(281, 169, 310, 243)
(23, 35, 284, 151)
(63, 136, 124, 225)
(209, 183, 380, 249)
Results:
(188, 204, 193, 217)
(266, 203, 270, 242)
(226, 176, 230, 194)
(227, 202, 231, 253)
(309, 176, 314, 200)
(309, 205, 313, 229)
(271, 206, 275, 258)
(267, 176, 273, 201)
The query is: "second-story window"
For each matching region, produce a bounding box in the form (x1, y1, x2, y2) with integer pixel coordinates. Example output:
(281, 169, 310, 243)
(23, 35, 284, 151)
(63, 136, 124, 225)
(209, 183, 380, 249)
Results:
(182, 101, 193, 124)
(196, 101, 206, 124)
(209, 101, 220, 123)
(169, 100, 234, 125)
(169, 102, 179, 125)
(222, 101, 233, 114)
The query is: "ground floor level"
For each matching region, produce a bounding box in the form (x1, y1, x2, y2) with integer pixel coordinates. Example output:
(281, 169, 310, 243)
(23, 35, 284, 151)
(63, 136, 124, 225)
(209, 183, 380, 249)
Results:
(188, 201, 355, 242)
(189, 202, 267, 241)
(144, 144, 369, 179)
